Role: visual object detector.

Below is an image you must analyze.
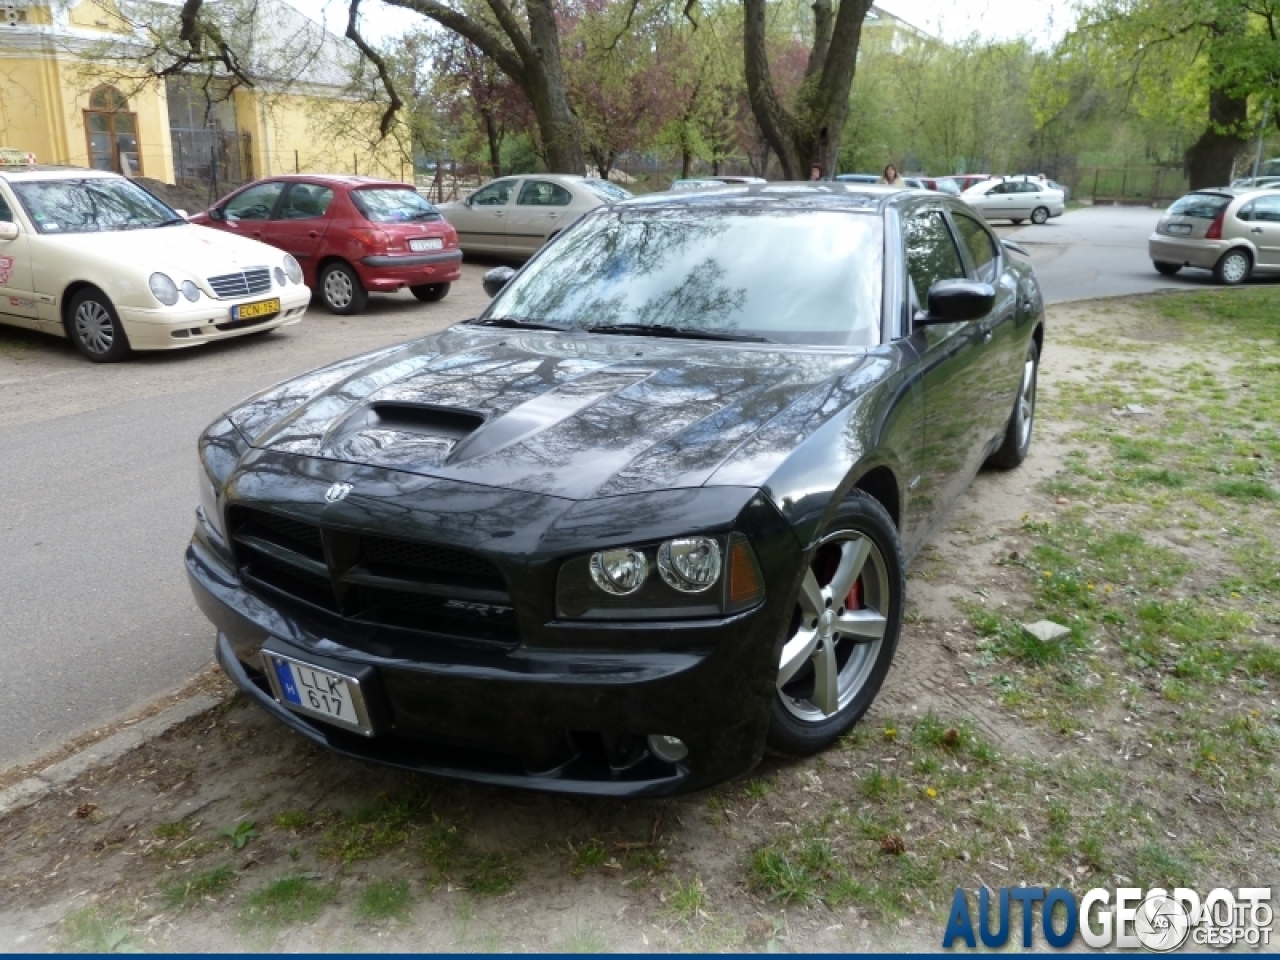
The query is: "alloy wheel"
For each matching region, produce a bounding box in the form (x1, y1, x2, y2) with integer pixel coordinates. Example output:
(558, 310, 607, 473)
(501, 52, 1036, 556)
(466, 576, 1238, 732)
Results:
(324, 270, 353, 309)
(1221, 252, 1249, 284)
(1016, 351, 1037, 448)
(777, 530, 891, 722)
(74, 300, 115, 355)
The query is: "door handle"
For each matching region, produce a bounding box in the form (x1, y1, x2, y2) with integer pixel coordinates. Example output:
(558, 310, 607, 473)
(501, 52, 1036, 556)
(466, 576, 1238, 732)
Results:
(251, 231, 262, 239)
(1251, 227, 1264, 234)
(494, 211, 505, 218)
(308, 231, 319, 238)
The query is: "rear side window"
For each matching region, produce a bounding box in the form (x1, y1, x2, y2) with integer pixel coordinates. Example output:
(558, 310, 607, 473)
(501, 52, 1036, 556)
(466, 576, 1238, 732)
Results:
(350, 188, 441, 223)
(952, 213, 999, 283)
(517, 180, 572, 207)
(280, 184, 334, 220)
(905, 211, 966, 307)
(1168, 193, 1231, 219)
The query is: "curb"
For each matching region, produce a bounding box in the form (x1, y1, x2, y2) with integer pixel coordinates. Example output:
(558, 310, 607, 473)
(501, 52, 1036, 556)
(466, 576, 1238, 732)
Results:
(0, 694, 222, 819)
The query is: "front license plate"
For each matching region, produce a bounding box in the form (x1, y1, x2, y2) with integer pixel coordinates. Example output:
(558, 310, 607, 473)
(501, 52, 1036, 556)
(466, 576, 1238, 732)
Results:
(266, 654, 372, 734)
(232, 298, 281, 321)
(1166, 223, 1192, 236)
(409, 237, 443, 252)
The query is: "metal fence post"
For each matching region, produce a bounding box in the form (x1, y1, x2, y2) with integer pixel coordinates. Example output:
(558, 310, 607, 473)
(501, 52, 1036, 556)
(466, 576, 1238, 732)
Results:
(295, 150, 299, 174)
(1091, 168, 1099, 204)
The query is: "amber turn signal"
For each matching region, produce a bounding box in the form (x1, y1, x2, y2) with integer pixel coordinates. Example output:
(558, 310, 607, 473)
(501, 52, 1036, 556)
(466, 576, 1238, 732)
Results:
(727, 534, 765, 609)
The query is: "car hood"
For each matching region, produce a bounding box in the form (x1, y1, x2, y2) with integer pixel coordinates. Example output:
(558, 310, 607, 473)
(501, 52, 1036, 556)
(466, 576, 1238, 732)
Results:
(45, 223, 281, 280)
(227, 326, 886, 501)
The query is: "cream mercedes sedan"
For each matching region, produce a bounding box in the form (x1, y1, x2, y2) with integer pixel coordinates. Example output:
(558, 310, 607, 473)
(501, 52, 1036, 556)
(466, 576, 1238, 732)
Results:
(0, 167, 310, 362)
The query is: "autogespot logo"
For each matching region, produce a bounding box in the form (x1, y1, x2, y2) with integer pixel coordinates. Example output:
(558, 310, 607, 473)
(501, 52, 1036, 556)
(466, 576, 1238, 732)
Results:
(942, 885, 1273, 950)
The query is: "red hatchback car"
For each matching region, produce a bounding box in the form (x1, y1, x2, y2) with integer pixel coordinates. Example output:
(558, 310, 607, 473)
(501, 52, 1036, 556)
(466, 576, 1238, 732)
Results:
(193, 175, 462, 315)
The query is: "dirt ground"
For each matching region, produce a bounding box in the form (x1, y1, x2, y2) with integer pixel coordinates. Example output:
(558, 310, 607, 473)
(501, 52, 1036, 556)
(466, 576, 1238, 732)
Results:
(1, 290, 1277, 952)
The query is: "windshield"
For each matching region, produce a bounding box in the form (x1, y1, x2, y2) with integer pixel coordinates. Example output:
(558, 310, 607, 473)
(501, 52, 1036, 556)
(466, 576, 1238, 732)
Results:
(351, 188, 442, 223)
(1168, 193, 1231, 219)
(12, 178, 179, 234)
(485, 208, 883, 347)
(584, 180, 632, 202)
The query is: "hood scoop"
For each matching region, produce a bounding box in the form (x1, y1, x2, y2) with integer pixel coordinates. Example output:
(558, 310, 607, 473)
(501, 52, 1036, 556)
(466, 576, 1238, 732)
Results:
(328, 402, 485, 468)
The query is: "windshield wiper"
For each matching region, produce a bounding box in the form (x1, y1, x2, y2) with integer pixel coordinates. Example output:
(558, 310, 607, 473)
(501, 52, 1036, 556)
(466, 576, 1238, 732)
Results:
(473, 316, 571, 332)
(156, 217, 188, 227)
(587, 323, 771, 343)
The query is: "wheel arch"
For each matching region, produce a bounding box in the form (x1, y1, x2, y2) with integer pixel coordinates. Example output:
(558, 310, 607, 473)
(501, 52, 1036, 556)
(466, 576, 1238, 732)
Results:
(60, 280, 111, 332)
(851, 465, 901, 531)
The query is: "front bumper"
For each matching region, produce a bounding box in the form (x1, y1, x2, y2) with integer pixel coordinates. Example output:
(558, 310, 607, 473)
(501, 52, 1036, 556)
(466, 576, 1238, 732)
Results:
(357, 250, 463, 293)
(119, 286, 311, 350)
(1148, 234, 1230, 270)
(185, 471, 802, 796)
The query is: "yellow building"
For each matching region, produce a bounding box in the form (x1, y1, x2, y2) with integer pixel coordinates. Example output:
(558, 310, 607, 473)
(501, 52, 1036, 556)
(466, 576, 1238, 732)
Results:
(0, 0, 407, 188)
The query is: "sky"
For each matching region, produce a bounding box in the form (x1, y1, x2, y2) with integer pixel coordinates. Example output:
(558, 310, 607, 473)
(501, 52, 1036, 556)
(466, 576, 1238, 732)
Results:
(284, 0, 1077, 49)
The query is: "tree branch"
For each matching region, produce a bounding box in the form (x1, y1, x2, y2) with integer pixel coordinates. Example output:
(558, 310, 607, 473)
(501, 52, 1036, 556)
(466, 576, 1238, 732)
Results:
(346, 0, 403, 137)
(381, 0, 528, 84)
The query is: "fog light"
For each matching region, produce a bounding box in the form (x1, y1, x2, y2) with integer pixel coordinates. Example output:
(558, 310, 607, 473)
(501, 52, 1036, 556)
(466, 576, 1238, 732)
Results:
(589, 547, 648, 595)
(647, 734, 688, 764)
(658, 537, 721, 593)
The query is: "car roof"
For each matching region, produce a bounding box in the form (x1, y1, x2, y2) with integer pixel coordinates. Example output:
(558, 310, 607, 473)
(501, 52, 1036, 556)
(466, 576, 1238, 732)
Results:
(257, 174, 415, 189)
(619, 181, 919, 214)
(0, 165, 114, 182)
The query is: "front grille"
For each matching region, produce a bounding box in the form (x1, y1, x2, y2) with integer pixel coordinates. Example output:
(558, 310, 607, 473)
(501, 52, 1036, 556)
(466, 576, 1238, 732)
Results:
(207, 267, 272, 299)
(229, 507, 517, 648)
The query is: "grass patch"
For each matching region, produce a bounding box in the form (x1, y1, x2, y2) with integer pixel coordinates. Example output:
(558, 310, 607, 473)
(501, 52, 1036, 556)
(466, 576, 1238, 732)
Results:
(240, 874, 337, 928)
(161, 866, 237, 911)
(356, 878, 413, 923)
(60, 906, 136, 953)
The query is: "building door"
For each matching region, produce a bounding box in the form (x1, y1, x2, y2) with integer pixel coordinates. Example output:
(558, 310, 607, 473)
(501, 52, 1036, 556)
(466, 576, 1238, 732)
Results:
(84, 86, 141, 175)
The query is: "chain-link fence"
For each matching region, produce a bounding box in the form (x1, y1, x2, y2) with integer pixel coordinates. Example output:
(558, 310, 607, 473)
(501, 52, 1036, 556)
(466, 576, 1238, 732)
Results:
(1079, 166, 1191, 206)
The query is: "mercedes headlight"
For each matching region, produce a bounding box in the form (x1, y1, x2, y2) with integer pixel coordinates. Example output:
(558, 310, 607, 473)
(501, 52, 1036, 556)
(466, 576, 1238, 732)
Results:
(149, 272, 179, 305)
(180, 280, 200, 302)
(283, 255, 303, 284)
(273, 267, 287, 287)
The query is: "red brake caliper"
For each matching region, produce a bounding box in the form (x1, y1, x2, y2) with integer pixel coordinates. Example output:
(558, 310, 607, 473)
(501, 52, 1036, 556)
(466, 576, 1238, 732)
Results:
(846, 578, 863, 611)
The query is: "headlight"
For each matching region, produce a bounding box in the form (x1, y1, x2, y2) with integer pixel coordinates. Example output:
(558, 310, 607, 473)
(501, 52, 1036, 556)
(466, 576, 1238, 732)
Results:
(149, 272, 179, 305)
(283, 255, 303, 284)
(198, 461, 223, 539)
(657, 537, 721, 593)
(180, 280, 200, 302)
(589, 547, 648, 595)
(273, 267, 287, 287)
(557, 533, 763, 620)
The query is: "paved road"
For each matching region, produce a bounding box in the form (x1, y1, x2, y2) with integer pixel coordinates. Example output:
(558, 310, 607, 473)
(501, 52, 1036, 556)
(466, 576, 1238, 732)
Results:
(0, 270, 493, 769)
(1002, 203, 1226, 303)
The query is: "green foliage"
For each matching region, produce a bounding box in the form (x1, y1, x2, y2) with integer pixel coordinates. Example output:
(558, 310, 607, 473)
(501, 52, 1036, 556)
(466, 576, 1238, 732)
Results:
(241, 875, 337, 928)
(218, 820, 258, 850)
(356, 878, 413, 923)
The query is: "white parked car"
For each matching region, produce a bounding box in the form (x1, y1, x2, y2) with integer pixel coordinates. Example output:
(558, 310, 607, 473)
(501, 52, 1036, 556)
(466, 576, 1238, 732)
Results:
(961, 177, 1065, 225)
(437, 174, 631, 258)
(0, 167, 310, 362)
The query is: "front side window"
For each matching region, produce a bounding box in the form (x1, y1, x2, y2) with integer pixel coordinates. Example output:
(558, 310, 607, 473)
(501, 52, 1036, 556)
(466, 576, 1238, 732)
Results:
(224, 181, 284, 221)
(0, 191, 13, 222)
(470, 181, 514, 206)
(280, 184, 334, 220)
(486, 209, 883, 347)
(517, 180, 573, 207)
(904, 211, 965, 306)
(952, 213, 999, 283)
(12, 177, 180, 234)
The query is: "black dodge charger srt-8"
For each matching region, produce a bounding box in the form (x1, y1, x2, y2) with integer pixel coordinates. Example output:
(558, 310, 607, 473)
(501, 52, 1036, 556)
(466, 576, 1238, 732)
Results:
(187, 183, 1045, 796)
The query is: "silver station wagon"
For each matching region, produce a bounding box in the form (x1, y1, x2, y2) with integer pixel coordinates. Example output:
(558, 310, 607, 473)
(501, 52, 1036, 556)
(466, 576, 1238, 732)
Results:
(1149, 188, 1280, 285)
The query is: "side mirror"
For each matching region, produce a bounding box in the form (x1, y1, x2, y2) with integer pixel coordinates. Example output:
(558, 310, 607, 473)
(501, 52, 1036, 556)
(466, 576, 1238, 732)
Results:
(482, 266, 516, 298)
(917, 279, 995, 325)
(207, 207, 224, 222)
(0, 221, 18, 241)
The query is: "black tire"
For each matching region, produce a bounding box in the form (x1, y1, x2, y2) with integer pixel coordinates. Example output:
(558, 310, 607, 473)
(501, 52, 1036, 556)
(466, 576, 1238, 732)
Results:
(318, 261, 368, 315)
(1011, 218, 1024, 225)
(986, 337, 1039, 469)
(1031, 206, 1050, 225)
(66, 287, 132, 363)
(410, 282, 451, 303)
(1213, 248, 1251, 286)
(767, 491, 905, 757)
(1153, 261, 1182, 276)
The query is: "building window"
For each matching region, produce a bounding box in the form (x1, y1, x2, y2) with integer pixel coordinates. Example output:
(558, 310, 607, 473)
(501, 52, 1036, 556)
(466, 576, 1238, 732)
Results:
(84, 85, 141, 175)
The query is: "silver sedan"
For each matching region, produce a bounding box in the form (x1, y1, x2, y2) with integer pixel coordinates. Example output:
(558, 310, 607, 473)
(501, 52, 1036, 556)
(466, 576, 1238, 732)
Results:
(961, 178, 1065, 225)
(437, 174, 630, 258)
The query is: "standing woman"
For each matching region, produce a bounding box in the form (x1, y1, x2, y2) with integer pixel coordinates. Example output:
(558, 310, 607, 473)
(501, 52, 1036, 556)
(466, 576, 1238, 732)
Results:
(880, 164, 905, 186)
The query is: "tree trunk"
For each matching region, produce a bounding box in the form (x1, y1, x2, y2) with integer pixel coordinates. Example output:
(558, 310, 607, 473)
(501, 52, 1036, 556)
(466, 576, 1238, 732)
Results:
(525, 0, 583, 174)
(681, 142, 692, 178)
(742, 0, 872, 179)
(1185, 88, 1249, 189)
(483, 110, 503, 178)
